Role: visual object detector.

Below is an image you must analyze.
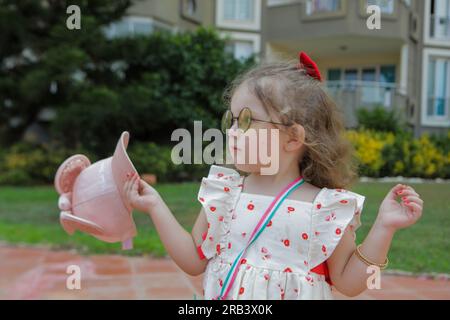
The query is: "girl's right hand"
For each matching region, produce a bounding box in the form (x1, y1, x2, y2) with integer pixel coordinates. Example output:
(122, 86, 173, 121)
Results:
(123, 172, 162, 214)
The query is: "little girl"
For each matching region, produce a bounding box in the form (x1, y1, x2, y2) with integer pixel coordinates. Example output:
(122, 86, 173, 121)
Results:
(123, 53, 423, 300)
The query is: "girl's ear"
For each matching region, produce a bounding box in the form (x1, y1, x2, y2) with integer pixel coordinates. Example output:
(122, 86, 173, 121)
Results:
(284, 123, 305, 152)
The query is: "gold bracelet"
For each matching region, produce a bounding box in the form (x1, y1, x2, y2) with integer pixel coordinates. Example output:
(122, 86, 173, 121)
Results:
(355, 244, 389, 270)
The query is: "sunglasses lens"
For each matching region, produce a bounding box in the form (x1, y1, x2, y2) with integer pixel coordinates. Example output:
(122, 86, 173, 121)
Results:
(239, 108, 252, 132)
(221, 110, 233, 134)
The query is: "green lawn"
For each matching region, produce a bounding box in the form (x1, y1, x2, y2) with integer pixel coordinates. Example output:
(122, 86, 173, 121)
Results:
(0, 182, 449, 274)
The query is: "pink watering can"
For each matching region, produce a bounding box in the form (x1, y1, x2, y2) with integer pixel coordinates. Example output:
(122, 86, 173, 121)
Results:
(54, 131, 138, 250)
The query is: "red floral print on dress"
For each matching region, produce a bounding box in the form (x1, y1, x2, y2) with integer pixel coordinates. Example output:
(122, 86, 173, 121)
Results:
(261, 247, 272, 260)
(325, 212, 336, 222)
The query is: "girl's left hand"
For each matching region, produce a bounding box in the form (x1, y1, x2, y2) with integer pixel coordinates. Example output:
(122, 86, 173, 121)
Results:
(376, 184, 423, 232)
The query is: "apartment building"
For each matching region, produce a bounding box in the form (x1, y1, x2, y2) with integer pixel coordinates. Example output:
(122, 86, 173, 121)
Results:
(105, 0, 263, 61)
(418, 0, 450, 136)
(25, 0, 450, 144)
(264, 0, 450, 136)
(108, 0, 449, 137)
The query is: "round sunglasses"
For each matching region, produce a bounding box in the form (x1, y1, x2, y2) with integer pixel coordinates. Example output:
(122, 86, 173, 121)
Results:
(221, 107, 286, 134)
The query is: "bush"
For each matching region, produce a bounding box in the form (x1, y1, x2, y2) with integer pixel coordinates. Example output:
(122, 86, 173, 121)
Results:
(127, 141, 210, 183)
(50, 28, 253, 157)
(356, 106, 404, 133)
(347, 129, 450, 179)
(128, 142, 171, 182)
(0, 142, 96, 186)
(1, 129, 449, 186)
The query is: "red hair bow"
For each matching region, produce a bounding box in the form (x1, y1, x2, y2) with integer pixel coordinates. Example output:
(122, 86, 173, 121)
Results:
(298, 52, 322, 82)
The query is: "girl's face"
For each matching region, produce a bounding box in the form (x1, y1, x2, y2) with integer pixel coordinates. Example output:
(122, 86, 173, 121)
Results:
(227, 84, 285, 174)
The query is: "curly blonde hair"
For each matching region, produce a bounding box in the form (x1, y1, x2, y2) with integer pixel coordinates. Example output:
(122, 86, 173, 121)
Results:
(223, 60, 360, 189)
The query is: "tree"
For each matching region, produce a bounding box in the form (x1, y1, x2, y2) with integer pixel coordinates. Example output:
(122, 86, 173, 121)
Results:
(52, 28, 253, 156)
(0, 0, 131, 146)
(1, 1, 253, 156)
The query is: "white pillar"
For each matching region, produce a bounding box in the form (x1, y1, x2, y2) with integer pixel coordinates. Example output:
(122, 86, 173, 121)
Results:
(399, 44, 409, 95)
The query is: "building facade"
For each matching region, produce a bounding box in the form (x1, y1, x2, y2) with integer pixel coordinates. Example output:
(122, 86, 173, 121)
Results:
(264, 0, 450, 137)
(101, 0, 450, 137)
(24, 0, 450, 144)
(106, 0, 263, 61)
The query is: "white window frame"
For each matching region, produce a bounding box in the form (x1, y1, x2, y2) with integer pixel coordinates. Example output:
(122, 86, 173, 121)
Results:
(216, 0, 262, 31)
(424, 0, 450, 47)
(421, 48, 450, 127)
(220, 31, 261, 60)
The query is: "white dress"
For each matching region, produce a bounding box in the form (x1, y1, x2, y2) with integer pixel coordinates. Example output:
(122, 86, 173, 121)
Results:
(197, 165, 365, 300)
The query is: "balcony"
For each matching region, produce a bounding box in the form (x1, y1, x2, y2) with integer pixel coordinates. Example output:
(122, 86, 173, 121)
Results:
(325, 81, 407, 127)
(265, 0, 410, 57)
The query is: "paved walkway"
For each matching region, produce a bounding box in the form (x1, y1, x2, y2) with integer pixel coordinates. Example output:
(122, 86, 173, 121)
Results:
(1, 245, 449, 300)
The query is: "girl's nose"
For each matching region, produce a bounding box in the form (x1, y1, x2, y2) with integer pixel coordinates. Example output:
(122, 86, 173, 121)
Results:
(227, 119, 240, 137)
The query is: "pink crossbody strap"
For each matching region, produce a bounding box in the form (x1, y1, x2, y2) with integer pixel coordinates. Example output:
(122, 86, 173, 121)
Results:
(214, 176, 305, 300)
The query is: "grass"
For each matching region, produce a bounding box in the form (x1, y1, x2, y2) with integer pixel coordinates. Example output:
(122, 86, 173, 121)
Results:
(0, 182, 449, 274)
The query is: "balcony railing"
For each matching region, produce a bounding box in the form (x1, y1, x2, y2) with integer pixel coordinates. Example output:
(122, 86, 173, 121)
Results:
(430, 14, 450, 40)
(325, 81, 407, 127)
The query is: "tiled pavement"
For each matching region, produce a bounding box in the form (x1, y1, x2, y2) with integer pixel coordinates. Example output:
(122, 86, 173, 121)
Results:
(1, 245, 449, 300)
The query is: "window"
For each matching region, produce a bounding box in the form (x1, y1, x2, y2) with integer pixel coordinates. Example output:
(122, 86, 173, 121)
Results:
(306, 0, 342, 15)
(380, 65, 396, 83)
(216, 0, 261, 30)
(224, 0, 254, 21)
(366, 0, 395, 14)
(362, 68, 377, 81)
(221, 32, 260, 60)
(344, 69, 358, 89)
(326, 65, 397, 107)
(427, 58, 449, 117)
(226, 41, 254, 60)
(181, 0, 203, 23)
(186, 0, 197, 16)
(430, 0, 450, 39)
(327, 69, 341, 81)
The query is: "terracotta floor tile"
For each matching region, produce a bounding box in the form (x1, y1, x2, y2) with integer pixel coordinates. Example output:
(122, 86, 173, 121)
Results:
(1, 245, 449, 300)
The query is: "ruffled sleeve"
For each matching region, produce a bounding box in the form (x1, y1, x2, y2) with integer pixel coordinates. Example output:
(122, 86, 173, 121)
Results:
(196, 165, 244, 260)
(308, 188, 366, 270)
